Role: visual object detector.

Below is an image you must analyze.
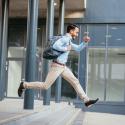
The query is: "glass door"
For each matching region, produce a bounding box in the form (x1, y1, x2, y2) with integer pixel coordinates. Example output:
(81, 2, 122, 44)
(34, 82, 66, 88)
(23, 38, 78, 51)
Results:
(106, 24, 125, 102)
(87, 24, 106, 101)
(7, 60, 23, 97)
(106, 48, 125, 102)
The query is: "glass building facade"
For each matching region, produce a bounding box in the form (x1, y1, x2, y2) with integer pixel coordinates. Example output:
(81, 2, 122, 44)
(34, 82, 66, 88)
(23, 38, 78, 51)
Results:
(87, 24, 125, 103)
(6, 23, 125, 104)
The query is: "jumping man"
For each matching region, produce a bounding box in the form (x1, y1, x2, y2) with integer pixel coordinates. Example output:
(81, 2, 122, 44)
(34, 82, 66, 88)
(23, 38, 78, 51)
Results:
(18, 24, 99, 107)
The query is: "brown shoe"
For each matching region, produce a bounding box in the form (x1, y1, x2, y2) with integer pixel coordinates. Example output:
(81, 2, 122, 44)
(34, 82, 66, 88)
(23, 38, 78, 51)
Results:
(85, 98, 99, 107)
(18, 82, 25, 97)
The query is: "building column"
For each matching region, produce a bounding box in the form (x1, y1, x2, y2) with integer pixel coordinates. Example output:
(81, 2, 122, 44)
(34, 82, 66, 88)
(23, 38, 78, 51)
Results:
(74, 26, 88, 108)
(74, 48, 88, 108)
(24, 0, 39, 109)
(0, 0, 2, 100)
(0, 0, 9, 100)
(43, 0, 55, 105)
(55, 0, 65, 103)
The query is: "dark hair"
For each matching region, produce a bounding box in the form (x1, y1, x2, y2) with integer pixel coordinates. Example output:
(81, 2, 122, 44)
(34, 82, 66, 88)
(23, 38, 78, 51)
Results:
(67, 24, 79, 33)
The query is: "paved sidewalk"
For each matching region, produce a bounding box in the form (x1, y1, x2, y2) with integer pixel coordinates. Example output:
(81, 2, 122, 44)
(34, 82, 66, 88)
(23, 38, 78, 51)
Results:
(0, 98, 80, 125)
(81, 112, 125, 125)
(1, 99, 125, 125)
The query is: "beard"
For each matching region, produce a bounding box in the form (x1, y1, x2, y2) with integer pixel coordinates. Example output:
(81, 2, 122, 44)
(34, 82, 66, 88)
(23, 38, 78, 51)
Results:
(72, 36, 76, 40)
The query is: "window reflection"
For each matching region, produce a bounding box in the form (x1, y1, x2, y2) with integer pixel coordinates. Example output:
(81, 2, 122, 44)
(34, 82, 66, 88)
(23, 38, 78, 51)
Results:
(106, 48, 125, 101)
(87, 48, 105, 101)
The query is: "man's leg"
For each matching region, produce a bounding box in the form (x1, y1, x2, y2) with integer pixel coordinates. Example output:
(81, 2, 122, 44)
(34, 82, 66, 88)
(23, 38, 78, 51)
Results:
(61, 66, 99, 107)
(61, 66, 89, 102)
(18, 64, 64, 97)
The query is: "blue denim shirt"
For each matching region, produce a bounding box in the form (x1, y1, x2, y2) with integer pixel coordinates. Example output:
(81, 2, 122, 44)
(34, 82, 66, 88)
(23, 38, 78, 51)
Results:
(53, 33, 87, 64)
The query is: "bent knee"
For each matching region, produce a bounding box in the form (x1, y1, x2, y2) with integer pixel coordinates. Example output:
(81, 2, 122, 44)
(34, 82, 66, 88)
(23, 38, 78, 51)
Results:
(44, 84, 51, 90)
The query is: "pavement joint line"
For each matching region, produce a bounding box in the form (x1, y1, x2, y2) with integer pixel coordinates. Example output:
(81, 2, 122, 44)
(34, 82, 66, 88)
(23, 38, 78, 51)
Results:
(65, 109, 81, 125)
(53, 106, 79, 125)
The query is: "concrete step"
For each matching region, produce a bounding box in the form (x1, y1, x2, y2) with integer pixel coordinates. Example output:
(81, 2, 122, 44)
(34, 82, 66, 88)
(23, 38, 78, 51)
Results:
(0, 102, 81, 125)
(0, 102, 70, 125)
(25, 105, 81, 125)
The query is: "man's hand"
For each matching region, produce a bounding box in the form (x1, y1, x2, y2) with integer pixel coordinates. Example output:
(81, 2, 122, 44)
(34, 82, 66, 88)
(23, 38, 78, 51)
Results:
(83, 36, 91, 43)
(67, 45, 72, 51)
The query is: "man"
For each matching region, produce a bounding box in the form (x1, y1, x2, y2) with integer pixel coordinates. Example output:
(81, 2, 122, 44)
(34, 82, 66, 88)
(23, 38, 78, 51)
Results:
(18, 24, 99, 107)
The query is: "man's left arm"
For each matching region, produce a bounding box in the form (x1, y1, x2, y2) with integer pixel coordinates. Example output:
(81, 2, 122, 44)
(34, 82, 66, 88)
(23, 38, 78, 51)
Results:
(71, 36, 90, 52)
(71, 42, 87, 52)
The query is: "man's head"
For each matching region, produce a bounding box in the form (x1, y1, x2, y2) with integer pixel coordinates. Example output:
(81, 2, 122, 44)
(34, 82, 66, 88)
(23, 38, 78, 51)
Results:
(67, 24, 79, 39)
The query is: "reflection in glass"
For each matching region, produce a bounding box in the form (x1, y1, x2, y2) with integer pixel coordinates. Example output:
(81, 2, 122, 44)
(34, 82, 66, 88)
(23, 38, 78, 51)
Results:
(87, 48, 105, 101)
(106, 48, 125, 101)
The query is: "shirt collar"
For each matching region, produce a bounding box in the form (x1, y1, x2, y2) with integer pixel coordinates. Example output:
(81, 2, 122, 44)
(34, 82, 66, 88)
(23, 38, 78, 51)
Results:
(65, 33, 72, 40)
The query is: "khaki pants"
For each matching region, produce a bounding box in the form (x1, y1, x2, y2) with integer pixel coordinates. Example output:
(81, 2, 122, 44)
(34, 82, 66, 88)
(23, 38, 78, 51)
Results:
(24, 62, 89, 102)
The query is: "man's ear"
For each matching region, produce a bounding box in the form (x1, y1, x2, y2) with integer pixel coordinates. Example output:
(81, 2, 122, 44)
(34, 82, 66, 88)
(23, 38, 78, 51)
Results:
(70, 30, 74, 34)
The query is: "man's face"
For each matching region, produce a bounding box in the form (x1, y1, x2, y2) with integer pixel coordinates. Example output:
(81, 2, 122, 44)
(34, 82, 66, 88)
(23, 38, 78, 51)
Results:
(70, 27, 79, 39)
